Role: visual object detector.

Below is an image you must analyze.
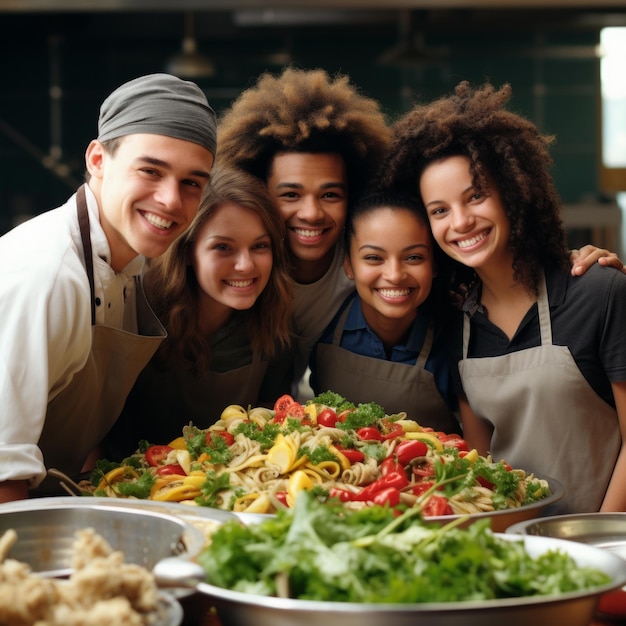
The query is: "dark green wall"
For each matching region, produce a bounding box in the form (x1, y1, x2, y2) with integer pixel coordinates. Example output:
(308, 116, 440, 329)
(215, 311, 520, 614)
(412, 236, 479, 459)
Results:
(0, 12, 602, 235)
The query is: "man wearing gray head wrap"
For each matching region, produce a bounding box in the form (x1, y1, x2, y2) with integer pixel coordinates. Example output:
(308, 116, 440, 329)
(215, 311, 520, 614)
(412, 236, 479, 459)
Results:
(97, 73, 217, 153)
(0, 73, 217, 502)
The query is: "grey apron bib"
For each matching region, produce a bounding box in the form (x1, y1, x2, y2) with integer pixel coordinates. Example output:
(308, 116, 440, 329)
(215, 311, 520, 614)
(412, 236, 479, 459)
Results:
(315, 301, 459, 433)
(459, 274, 620, 513)
(35, 185, 166, 494)
(127, 349, 270, 435)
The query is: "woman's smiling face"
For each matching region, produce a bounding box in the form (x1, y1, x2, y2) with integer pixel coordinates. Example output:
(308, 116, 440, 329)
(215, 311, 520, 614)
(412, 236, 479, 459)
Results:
(344, 206, 435, 332)
(420, 155, 511, 273)
(191, 201, 273, 316)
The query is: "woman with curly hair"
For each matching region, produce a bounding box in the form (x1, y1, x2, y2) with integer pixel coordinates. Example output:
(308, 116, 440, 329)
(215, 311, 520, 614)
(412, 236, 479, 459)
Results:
(217, 67, 392, 394)
(103, 167, 293, 453)
(378, 81, 626, 513)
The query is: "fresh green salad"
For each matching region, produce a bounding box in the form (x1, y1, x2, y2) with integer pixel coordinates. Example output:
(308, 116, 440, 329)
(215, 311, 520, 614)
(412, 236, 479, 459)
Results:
(198, 492, 610, 603)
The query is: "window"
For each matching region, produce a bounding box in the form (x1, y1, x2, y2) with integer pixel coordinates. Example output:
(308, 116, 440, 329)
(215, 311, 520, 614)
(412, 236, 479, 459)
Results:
(600, 27, 626, 190)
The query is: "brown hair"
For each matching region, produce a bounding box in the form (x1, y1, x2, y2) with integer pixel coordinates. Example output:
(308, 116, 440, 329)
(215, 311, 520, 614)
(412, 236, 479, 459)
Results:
(144, 166, 293, 373)
(376, 81, 570, 295)
(216, 67, 392, 207)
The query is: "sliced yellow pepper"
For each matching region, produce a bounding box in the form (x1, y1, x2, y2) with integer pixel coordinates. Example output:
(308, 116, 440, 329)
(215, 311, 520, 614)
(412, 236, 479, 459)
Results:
(242, 492, 273, 514)
(311, 460, 341, 479)
(404, 431, 444, 452)
(183, 474, 207, 489)
(463, 448, 480, 464)
(97, 466, 138, 492)
(328, 445, 351, 472)
(175, 449, 192, 475)
(304, 403, 318, 424)
(266, 434, 297, 473)
(395, 419, 422, 433)
(168, 436, 187, 450)
(287, 470, 314, 507)
(152, 484, 201, 502)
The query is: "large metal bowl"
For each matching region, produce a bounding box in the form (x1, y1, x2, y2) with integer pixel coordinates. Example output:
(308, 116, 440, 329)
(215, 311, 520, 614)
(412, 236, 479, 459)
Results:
(235, 474, 565, 533)
(194, 533, 626, 626)
(507, 512, 626, 619)
(0, 498, 209, 575)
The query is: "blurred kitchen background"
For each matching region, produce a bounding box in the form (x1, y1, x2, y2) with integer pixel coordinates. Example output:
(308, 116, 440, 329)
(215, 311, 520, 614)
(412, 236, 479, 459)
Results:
(1, 0, 625, 256)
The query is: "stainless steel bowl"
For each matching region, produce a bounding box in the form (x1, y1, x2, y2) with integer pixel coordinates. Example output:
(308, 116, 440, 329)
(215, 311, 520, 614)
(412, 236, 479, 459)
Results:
(194, 534, 626, 626)
(507, 512, 626, 619)
(234, 474, 565, 533)
(0, 498, 208, 575)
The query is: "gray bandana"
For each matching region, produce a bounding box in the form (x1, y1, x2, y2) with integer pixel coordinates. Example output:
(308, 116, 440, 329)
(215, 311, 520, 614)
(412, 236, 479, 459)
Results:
(97, 73, 217, 154)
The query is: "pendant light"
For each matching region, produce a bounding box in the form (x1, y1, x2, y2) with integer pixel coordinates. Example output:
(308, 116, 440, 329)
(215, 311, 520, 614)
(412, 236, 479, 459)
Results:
(166, 12, 216, 79)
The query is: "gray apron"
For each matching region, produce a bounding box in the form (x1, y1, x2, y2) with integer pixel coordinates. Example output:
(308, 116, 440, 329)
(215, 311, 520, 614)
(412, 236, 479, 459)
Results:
(459, 274, 620, 513)
(126, 350, 270, 435)
(35, 185, 166, 494)
(315, 301, 459, 433)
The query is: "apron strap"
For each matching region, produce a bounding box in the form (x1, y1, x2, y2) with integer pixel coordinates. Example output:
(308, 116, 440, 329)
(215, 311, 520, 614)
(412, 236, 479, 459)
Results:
(76, 185, 96, 325)
(415, 320, 434, 369)
(331, 295, 356, 346)
(333, 294, 434, 369)
(537, 273, 552, 345)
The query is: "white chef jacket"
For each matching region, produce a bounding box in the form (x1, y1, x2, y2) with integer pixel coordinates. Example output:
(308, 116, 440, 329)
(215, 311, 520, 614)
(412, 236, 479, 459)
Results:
(0, 186, 145, 486)
(291, 242, 355, 384)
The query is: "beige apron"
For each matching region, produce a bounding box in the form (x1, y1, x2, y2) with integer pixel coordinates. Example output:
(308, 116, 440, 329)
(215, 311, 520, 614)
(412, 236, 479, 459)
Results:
(459, 274, 620, 513)
(315, 301, 459, 433)
(35, 185, 166, 494)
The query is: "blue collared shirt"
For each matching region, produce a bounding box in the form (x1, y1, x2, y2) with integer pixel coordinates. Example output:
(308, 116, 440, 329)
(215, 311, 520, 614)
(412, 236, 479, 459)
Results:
(310, 294, 455, 409)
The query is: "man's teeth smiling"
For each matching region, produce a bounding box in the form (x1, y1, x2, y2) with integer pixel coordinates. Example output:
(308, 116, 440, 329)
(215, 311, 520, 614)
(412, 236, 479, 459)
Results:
(378, 288, 411, 298)
(226, 279, 254, 288)
(145, 212, 173, 230)
(456, 230, 488, 249)
(293, 227, 324, 237)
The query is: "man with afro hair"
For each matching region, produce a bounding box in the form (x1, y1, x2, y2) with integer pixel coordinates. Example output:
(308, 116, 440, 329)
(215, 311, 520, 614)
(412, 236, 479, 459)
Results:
(217, 67, 392, 395)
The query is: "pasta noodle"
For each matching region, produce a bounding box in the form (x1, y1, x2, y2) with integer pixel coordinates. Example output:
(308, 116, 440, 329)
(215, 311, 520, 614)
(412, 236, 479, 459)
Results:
(82, 395, 552, 519)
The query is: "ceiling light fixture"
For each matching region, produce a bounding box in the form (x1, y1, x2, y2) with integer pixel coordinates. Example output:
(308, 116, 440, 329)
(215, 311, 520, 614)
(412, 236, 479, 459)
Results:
(166, 12, 215, 79)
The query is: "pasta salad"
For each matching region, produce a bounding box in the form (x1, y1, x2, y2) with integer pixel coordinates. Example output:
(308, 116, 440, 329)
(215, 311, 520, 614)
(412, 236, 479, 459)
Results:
(82, 391, 551, 517)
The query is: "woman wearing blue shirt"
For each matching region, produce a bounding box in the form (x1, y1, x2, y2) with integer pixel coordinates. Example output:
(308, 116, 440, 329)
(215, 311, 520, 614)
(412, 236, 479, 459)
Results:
(310, 192, 459, 432)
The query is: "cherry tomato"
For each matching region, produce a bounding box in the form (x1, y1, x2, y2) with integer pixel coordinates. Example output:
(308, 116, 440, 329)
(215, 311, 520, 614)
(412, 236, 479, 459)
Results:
(410, 481, 435, 496)
(156, 464, 186, 476)
(273, 394, 295, 413)
(412, 462, 435, 477)
(210, 431, 234, 446)
(443, 437, 469, 452)
(372, 487, 401, 507)
(286, 402, 306, 419)
(380, 456, 402, 475)
(421, 494, 454, 517)
(336, 446, 365, 464)
(476, 475, 494, 490)
(395, 440, 428, 465)
(145, 445, 174, 467)
(356, 427, 382, 441)
(329, 487, 358, 502)
(317, 408, 338, 428)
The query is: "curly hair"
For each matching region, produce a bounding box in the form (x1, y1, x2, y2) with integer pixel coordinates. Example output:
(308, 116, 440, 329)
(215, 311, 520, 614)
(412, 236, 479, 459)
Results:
(216, 67, 392, 205)
(144, 166, 293, 374)
(376, 81, 570, 295)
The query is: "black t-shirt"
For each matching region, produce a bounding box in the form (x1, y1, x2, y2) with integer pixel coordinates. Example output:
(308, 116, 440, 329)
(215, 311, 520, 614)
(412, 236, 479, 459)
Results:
(449, 264, 626, 408)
